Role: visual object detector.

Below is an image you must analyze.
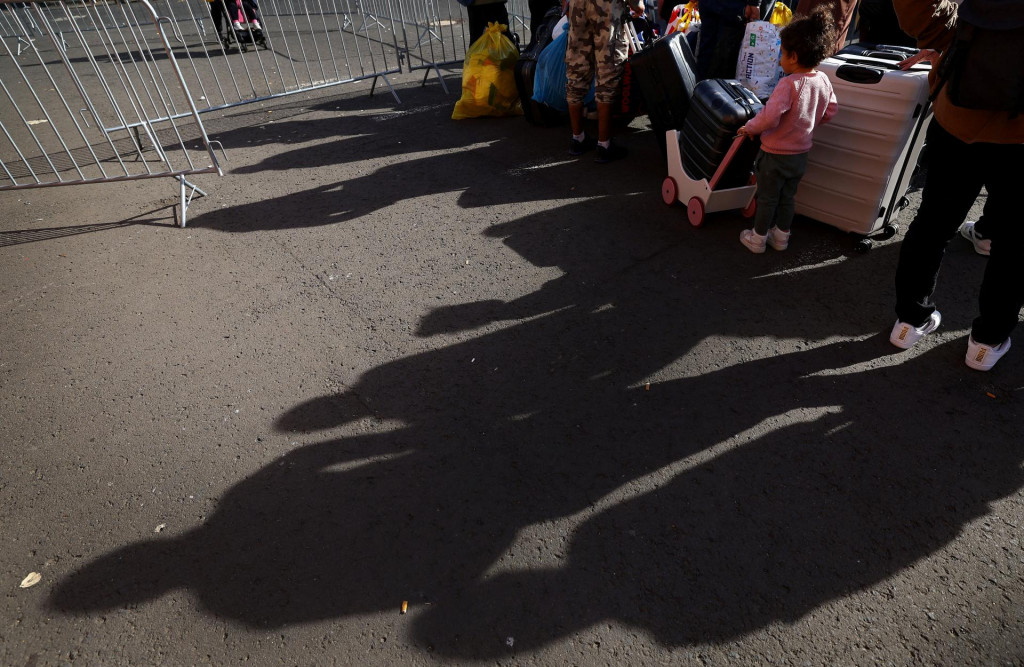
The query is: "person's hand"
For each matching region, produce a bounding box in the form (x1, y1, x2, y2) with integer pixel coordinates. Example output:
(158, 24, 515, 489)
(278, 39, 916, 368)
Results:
(743, 3, 759, 21)
(898, 48, 938, 70)
(737, 125, 748, 136)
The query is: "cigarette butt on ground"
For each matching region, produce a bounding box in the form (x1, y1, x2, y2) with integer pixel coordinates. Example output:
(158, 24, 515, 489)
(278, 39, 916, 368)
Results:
(401, 600, 408, 614)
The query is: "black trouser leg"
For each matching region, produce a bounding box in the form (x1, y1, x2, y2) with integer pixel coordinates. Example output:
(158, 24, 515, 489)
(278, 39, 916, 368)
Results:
(895, 121, 1024, 342)
(894, 122, 984, 326)
(972, 142, 1024, 344)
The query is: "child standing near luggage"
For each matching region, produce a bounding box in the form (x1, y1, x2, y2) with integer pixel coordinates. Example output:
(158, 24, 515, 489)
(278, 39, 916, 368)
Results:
(737, 6, 838, 253)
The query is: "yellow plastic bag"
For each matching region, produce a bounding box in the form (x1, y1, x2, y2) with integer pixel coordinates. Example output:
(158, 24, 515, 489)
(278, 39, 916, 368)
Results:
(769, 1, 792, 26)
(452, 22, 523, 120)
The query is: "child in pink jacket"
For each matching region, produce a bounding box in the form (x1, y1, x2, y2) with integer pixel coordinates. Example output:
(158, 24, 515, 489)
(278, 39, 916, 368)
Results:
(737, 6, 839, 253)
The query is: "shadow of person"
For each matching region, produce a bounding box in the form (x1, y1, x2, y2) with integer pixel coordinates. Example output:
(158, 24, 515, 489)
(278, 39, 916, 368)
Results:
(407, 338, 1024, 656)
(47, 331, 1022, 656)
(46, 187, 1018, 653)
(185, 144, 655, 232)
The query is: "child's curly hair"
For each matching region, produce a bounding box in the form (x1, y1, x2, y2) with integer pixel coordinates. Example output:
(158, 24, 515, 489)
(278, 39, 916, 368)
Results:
(780, 5, 838, 68)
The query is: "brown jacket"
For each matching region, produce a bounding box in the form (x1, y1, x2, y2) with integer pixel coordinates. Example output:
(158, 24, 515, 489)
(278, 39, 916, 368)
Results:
(893, 0, 1024, 144)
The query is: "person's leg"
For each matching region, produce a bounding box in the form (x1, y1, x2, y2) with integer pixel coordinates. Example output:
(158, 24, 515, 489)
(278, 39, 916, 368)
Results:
(212, 0, 228, 36)
(694, 9, 721, 80)
(569, 103, 585, 136)
(771, 152, 808, 233)
(971, 141, 1024, 345)
(591, 0, 627, 158)
(706, 17, 746, 80)
(971, 195, 993, 238)
(468, 3, 509, 43)
(751, 151, 784, 236)
(596, 101, 613, 142)
(565, 1, 596, 152)
(894, 122, 986, 327)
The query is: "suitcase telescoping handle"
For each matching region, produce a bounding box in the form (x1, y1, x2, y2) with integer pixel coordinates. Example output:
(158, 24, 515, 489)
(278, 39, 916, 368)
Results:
(624, 20, 642, 53)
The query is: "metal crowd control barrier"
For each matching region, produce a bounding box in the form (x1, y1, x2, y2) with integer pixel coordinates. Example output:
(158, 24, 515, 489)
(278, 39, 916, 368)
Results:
(28, 0, 407, 124)
(1, 0, 223, 227)
(395, 0, 532, 93)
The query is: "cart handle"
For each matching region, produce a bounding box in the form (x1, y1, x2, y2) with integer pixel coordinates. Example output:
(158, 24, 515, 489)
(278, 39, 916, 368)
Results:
(708, 134, 748, 191)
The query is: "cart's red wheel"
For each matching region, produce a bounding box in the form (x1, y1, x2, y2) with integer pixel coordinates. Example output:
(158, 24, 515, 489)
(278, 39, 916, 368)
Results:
(741, 195, 756, 219)
(687, 197, 705, 227)
(661, 177, 678, 206)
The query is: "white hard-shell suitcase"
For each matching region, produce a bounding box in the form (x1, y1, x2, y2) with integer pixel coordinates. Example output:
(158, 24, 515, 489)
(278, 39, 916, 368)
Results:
(793, 45, 932, 248)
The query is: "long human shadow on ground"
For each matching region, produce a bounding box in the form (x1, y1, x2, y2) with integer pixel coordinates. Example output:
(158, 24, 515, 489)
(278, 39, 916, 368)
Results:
(48, 209, 1022, 657)
(188, 89, 655, 232)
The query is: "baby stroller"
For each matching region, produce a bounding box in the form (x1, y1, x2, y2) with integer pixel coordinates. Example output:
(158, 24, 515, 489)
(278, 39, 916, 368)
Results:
(223, 0, 266, 52)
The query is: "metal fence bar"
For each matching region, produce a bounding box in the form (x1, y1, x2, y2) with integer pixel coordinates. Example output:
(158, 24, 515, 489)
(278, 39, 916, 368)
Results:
(0, 0, 223, 228)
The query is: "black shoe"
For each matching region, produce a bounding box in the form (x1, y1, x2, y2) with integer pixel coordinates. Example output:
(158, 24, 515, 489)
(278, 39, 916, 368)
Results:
(568, 134, 597, 156)
(595, 142, 627, 163)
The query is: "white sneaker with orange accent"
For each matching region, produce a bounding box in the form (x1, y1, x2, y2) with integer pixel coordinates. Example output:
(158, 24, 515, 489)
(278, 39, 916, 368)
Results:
(889, 311, 941, 350)
(965, 336, 1010, 371)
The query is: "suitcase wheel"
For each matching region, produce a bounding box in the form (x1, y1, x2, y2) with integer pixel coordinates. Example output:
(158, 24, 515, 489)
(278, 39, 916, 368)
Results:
(661, 177, 678, 206)
(881, 222, 899, 239)
(687, 197, 705, 227)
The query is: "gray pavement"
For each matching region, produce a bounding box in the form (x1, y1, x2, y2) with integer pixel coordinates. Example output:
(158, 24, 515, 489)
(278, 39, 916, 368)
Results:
(1, 74, 1022, 666)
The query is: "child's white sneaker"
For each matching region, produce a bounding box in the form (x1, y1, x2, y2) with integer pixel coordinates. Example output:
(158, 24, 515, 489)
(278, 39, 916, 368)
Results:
(767, 227, 790, 251)
(740, 229, 767, 254)
(251, 19, 261, 30)
(965, 335, 1010, 371)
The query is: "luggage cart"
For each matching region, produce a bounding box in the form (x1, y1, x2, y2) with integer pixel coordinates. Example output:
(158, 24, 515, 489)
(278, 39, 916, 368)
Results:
(661, 131, 758, 227)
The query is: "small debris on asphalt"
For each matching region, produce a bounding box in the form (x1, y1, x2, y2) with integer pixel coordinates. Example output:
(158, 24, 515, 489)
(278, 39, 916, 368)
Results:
(154, 523, 166, 533)
(20, 572, 42, 588)
(506, 637, 514, 647)
(400, 600, 408, 614)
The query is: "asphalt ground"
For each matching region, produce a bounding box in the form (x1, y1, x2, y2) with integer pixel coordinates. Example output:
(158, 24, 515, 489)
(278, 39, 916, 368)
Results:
(1, 71, 1022, 666)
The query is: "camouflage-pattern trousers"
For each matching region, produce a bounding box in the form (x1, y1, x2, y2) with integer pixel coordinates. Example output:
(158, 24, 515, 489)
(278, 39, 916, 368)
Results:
(564, 0, 628, 105)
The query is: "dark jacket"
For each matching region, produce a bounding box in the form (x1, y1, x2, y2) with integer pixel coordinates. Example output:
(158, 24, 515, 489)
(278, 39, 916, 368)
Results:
(689, 0, 757, 22)
(893, 0, 1024, 144)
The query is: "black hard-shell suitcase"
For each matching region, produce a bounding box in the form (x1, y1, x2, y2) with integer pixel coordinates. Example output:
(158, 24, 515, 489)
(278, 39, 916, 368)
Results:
(629, 31, 698, 137)
(680, 78, 763, 188)
(833, 42, 918, 61)
(514, 6, 567, 126)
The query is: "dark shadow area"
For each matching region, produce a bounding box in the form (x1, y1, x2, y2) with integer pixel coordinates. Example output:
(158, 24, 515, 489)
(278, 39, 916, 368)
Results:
(189, 94, 671, 232)
(0, 209, 168, 247)
(48, 194, 1022, 656)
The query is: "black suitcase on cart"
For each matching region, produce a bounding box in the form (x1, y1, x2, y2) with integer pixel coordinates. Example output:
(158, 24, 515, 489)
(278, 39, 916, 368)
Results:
(514, 6, 567, 126)
(629, 31, 698, 139)
(680, 78, 763, 189)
